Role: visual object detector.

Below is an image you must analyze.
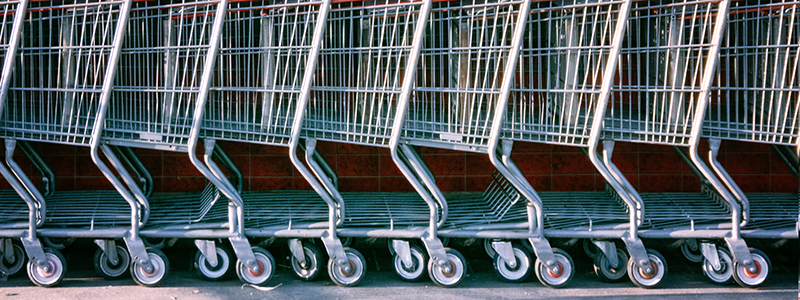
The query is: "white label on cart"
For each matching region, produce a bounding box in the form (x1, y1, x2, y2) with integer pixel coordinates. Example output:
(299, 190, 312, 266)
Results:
(138, 132, 163, 141)
(438, 132, 464, 142)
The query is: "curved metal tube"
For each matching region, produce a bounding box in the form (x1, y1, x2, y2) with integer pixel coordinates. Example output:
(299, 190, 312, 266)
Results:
(282, 0, 342, 234)
(482, 0, 539, 236)
(19, 141, 56, 197)
(0, 1, 36, 230)
(100, 145, 150, 225)
(400, 144, 446, 228)
(386, 0, 439, 237)
(85, 0, 150, 233)
(303, 140, 344, 227)
(212, 144, 243, 193)
(582, 0, 639, 233)
(708, 139, 748, 224)
(3, 140, 45, 230)
(117, 146, 154, 197)
(685, 0, 743, 236)
(182, 0, 255, 238)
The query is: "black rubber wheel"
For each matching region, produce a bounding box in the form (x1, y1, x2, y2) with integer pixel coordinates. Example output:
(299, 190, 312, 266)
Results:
(593, 248, 628, 282)
(292, 243, 324, 281)
(94, 245, 131, 280)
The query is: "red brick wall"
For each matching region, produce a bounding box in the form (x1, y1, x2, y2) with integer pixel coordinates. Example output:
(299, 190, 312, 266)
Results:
(2, 139, 795, 194)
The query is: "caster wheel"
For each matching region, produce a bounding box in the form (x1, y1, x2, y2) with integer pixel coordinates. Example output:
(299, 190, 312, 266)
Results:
(292, 243, 323, 281)
(27, 248, 66, 288)
(94, 245, 130, 280)
(534, 248, 574, 288)
(42, 237, 75, 250)
(702, 247, 733, 285)
(393, 244, 426, 282)
(328, 247, 366, 287)
(593, 248, 628, 282)
(583, 239, 600, 259)
(194, 245, 231, 281)
(681, 239, 702, 263)
(130, 248, 169, 287)
(428, 248, 466, 288)
(236, 247, 275, 286)
(627, 248, 667, 288)
(732, 248, 770, 288)
(493, 244, 531, 283)
(1, 243, 26, 278)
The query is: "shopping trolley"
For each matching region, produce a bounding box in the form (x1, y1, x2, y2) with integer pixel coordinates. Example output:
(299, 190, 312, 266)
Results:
(603, 0, 770, 288)
(697, 0, 799, 287)
(0, 0, 155, 287)
(500, 0, 671, 288)
(398, 0, 581, 287)
(91, 0, 271, 286)
(0, 0, 34, 280)
(199, 0, 365, 286)
(299, 0, 476, 287)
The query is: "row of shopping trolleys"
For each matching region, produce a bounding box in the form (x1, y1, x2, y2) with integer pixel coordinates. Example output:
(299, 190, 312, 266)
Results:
(0, 0, 797, 291)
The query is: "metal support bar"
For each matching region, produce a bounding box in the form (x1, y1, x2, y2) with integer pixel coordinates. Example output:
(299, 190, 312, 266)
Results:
(4, 140, 46, 231)
(288, 239, 307, 268)
(320, 231, 350, 273)
(2, 239, 14, 264)
(21, 237, 48, 270)
(602, 140, 644, 227)
(491, 241, 517, 268)
(95, 239, 120, 266)
(17, 141, 54, 196)
(771, 145, 798, 176)
(116, 146, 153, 197)
(708, 139, 749, 225)
(392, 240, 413, 269)
(228, 236, 258, 273)
(724, 237, 755, 273)
(621, 232, 652, 273)
(194, 240, 218, 268)
(123, 235, 152, 273)
(212, 143, 243, 194)
(700, 242, 721, 271)
(592, 240, 619, 268)
(304, 139, 345, 227)
(421, 233, 451, 274)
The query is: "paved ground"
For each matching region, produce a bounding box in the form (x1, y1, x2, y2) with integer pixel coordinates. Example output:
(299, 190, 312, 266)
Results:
(1, 239, 797, 299)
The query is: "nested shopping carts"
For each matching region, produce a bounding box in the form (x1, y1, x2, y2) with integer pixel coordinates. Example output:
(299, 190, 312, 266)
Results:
(400, 0, 584, 288)
(700, 0, 799, 287)
(0, 0, 149, 287)
(0, 0, 33, 280)
(300, 0, 480, 287)
(503, 0, 672, 288)
(603, 0, 779, 288)
(201, 0, 362, 286)
(91, 0, 273, 286)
